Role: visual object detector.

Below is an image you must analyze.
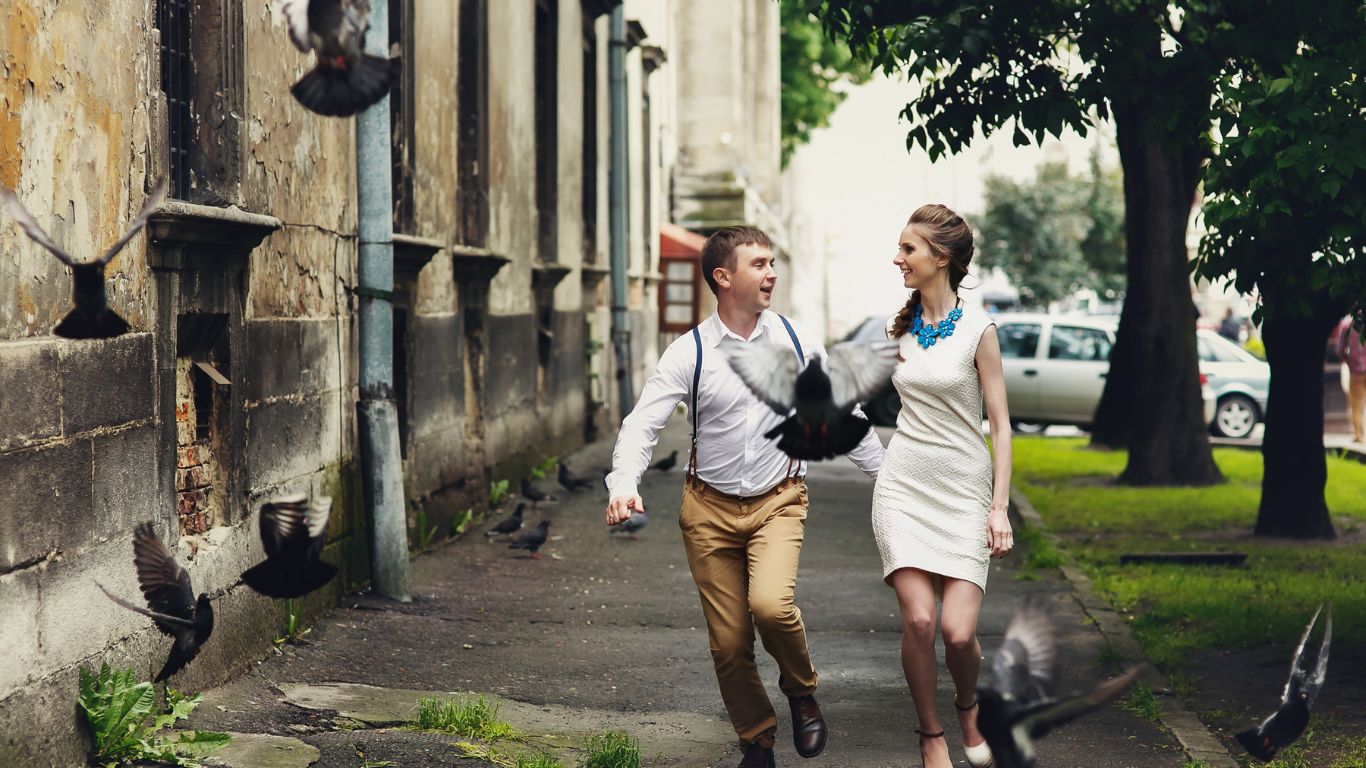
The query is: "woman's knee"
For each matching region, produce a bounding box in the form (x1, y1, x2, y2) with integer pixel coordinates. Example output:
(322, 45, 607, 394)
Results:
(940, 622, 978, 653)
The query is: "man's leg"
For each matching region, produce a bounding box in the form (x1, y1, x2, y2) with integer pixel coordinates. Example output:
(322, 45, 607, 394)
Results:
(747, 481, 825, 758)
(1350, 373, 1365, 443)
(680, 483, 778, 746)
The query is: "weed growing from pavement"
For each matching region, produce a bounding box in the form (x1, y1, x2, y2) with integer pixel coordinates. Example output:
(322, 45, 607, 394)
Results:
(530, 455, 557, 480)
(415, 506, 439, 550)
(1252, 717, 1366, 768)
(273, 599, 311, 648)
(452, 508, 474, 535)
(582, 731, 641, 768)
(490, 479, 511, 506)
(454, 741, 566, 768)
(1013, 522, 1064, 580)
(415, 695, 521, 741)
(1120, 681, 1163, 722)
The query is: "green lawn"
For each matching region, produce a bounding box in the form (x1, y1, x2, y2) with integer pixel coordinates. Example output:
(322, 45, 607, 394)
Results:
(1012, 438, 1366, 672)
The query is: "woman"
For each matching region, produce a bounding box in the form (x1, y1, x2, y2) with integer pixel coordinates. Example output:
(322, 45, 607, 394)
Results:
(1337, 314, 1366, 445)
(870, 204, 1013, 768)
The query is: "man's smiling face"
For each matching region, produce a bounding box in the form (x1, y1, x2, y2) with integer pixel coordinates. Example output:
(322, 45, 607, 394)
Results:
(716, 243, 777, 314)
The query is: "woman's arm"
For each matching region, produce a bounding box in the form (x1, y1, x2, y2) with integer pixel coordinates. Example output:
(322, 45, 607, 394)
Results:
(976, 326, 1014, 558)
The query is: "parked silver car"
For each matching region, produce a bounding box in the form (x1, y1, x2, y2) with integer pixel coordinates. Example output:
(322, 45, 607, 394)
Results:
(992, 313, 1216, 431)
(1197, 329, 1270, 439)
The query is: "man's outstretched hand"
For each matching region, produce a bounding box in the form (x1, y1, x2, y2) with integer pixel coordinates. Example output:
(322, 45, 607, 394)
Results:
(606, 494, 645, 526)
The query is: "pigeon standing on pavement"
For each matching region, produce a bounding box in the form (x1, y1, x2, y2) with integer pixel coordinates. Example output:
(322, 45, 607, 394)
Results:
(508, 520, 551, 560)
(558, 461, 595, 493)
(98, 523, 214, 682)
(976, 601, 1143, 768)
(650, 450, 678, 472)
(0, 178, 167, 339)
(240, 494, 338, 599)
(521, 477, 549, 506)
(726, 341, 899, 460)
(485, 502, 525, 538)
(281, 0, 401, 117)
(609, 510, 648, 540)
(1236, 604, 1332, 762)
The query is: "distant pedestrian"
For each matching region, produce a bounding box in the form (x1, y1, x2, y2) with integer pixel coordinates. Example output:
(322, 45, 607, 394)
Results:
(1336, 315, 1366, 444)
(1219, 307, 1244, 342)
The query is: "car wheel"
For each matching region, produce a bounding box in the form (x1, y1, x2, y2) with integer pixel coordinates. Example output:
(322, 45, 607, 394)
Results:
(867, 387, 901, 426)
(1011, 420, 1047, 435)
(1212, 394, 1258, 439)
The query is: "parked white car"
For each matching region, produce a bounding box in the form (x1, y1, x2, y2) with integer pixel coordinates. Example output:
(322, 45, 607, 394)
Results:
(992, 313, 1216, 431)
(1197, 329, 1270, 439)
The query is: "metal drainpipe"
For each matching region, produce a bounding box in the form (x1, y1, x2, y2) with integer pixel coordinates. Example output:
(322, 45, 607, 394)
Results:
(608, 5, 635, 416)
(355, 1, 411, 601)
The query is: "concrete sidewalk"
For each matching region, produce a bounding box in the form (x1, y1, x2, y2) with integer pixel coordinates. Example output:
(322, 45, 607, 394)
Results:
(187, 417, 1190, 767)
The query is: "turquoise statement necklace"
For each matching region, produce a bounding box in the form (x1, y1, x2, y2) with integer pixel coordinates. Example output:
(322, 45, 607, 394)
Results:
(910, 301, 963, 349)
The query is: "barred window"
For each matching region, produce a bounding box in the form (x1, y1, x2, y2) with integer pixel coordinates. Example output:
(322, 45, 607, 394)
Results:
(390, 0, 415, 233)
(158, 0, 193, 198)
(457, 0, 489, 247)
(581, 14, 598, 264)
(534, 0, 559, 262)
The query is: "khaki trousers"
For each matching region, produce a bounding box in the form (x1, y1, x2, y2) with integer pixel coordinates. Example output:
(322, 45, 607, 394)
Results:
(679, 475, 817, 745)
(1350, 372, 1365, 443)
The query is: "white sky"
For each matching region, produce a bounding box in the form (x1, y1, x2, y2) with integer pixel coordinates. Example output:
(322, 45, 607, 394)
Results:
(786, 74, 1118, 337)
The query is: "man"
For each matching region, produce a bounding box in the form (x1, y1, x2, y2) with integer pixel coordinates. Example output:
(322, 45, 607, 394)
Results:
(1336, 314, 1366, 445)
(1219, 307, 1244, 342)
(605, 226, 884, 767)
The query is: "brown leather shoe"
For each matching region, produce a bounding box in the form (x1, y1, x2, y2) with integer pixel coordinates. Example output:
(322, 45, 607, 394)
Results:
(788, 694, 828, 758)
(736, 742, 775, 768)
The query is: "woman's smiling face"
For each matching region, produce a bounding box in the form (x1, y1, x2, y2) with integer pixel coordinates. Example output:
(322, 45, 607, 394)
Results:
(893, 224, 943, 290)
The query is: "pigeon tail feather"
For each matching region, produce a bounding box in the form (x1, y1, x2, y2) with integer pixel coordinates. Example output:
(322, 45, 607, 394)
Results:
(54, 308, 130, 339)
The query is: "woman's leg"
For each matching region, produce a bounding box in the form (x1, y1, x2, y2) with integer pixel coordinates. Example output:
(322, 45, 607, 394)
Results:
(940, 578, 987, 750)
(889, 568, 950, 768)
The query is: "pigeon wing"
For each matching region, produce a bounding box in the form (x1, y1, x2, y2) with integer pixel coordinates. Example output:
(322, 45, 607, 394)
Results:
(259, 494, 310, 558)
(97, 583, 196, 630)
(280, 0, 314, 51)
(0, 187, 77, 266)
(725, 342, 801, 414)
(96, 177, 167, 265)
(1023, 666, 1143, 739)
(993, 601, 1059, 704)
(1283, 604, 1331, 707)
(826, 341, 900, 410)
(131, 524, 198, 636)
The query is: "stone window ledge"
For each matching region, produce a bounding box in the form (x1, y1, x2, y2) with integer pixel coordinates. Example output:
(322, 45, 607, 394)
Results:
(147, 201, 280, 270)
(392, 233, 444, 283)
(580, 264, 612, 290)
(450, 245, 510, 285)
(531, 262, 573, 292)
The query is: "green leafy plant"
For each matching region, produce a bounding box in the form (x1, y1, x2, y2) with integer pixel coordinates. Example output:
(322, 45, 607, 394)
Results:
(490, 479, 510, 507)
(79, 663, 230, 767)
(582, 731, 641, 768)
(451, 508, 474, 536)
(274, 599, 312, 648)
(414, 505, 439, 550)
(415, 695, 520, 741)
(530, 456, 557, 481)
(352, 743, 396, 767)
(1118, 680, 1162, 722)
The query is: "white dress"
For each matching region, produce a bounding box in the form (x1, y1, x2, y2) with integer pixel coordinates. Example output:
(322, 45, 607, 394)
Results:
(871, 306, 996, 592)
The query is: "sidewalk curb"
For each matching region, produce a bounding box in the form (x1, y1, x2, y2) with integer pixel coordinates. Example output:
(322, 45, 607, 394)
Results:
(1009, 487, 1239, 768)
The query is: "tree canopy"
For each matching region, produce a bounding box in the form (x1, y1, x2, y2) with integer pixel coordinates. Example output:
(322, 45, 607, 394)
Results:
(779, 1, 872, 167)
(978, 151, 1125, 308)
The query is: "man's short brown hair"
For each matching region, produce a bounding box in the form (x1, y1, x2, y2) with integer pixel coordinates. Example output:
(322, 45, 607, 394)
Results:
(700, 226, 772, 295)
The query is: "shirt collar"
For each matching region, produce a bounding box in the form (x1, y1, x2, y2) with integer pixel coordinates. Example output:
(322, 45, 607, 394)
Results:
(704, 311, 774, 348)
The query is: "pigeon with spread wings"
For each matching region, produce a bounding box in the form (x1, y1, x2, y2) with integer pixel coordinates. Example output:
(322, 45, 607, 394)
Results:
(0, 178, 166, 339)
(98, 523, 214, 682)
(240, 494, 339, 599)
(726, 340, 898, 460)
(280, 0, 401, 117)
(976, 601, 1144, 768)
(1236, 605, 1332, 762)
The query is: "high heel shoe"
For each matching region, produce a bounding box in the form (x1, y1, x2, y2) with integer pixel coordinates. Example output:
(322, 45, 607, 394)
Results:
(916, 729, 946, 768)
(956, 698, 994, 768)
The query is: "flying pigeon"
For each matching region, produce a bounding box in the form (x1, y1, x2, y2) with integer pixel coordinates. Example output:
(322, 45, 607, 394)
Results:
(240, 494, 338, 599)
(976, 601, 1143, 768)
(98, 523, 214, 682)
(486, 502, 525, 538)
(0, 178, 166, 339)
(558, 461, 595, 493)
(508, 520, 551, 560)
(726, 341, 899, 460)
(1236, 604, 1332, 762)
(609, 510, 648, 540)
(521, 477, 549, 506)
(650, 450, 678, 472)
(280, 0, 401, 117)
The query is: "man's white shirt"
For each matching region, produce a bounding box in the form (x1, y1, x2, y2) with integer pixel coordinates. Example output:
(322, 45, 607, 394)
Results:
(606, 310, 886, 501)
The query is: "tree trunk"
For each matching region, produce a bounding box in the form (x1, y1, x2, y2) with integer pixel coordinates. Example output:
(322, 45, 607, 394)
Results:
(1089, 107, 1223, 486)
(1256, 286, 1345, 539)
